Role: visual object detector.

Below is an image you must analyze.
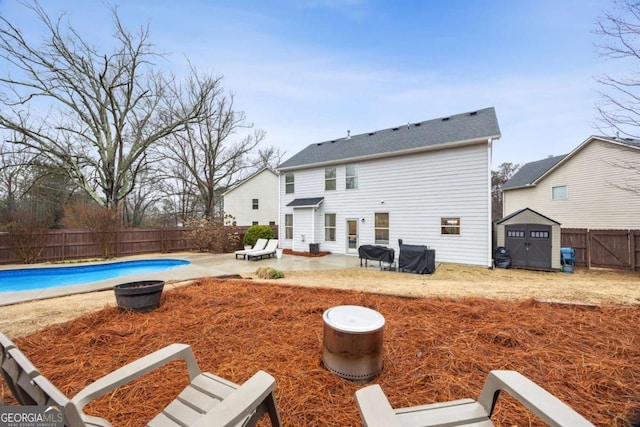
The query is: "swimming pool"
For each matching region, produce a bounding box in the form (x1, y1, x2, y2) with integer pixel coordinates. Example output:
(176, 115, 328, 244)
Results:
(0, 259, 190, 292)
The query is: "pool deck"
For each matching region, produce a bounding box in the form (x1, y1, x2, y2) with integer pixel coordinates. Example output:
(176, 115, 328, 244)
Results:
(0, 252, 361, 306)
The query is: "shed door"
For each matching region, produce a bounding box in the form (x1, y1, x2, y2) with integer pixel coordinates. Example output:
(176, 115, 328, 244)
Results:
(505, 224, 551, 269)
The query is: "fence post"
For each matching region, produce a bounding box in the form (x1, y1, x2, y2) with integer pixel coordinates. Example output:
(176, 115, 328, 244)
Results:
(631, 230, 637, 272)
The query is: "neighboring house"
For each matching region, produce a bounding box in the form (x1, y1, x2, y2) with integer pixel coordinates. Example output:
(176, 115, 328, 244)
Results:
(276, 107, 501, 267)
(502, 135, 640, 229)
(222, 167, 279, 226)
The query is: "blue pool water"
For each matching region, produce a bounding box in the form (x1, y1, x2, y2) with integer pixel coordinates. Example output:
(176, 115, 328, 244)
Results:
(0, 259, 190, 292)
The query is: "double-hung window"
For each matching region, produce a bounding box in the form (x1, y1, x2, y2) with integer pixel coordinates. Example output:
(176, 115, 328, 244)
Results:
(346, 164, 358, 190)
(374, 213, 389, 244)
(325, 214, 336, 241)
(325, 167, 336, 191)
(252, 198, 259, 210)
(285, 173, 295, 194)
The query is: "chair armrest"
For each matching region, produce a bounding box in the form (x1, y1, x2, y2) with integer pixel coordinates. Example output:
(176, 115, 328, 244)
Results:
(355, 384, 403, 427)
(70, 343, 201, 411)
(192, 370, 281, 427)
(477, 370, 594, 427)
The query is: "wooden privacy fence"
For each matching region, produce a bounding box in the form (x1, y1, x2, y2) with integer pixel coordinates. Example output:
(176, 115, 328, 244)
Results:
(561, 228, 640, 272)
(0, 226, 272, 265)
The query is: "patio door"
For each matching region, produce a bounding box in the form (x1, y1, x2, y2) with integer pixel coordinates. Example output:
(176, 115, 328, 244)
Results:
(346, 219, 359, 255)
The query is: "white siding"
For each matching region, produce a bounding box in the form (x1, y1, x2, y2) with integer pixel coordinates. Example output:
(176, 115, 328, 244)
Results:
(279, 143, 492, 266)
(224, 169, 279, 226)
(503, 140, 640, 229)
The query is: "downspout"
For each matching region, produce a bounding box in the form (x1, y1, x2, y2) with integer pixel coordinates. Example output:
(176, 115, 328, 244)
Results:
(487, 138, 493, 268)
(312, 207, 316, 250)
(277, 171, 283, 249)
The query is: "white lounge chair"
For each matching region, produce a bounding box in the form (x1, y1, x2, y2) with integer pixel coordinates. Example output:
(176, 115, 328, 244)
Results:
(235, 238, 268, 260)
(1, 333, 282, 427)
(246, 239, 279, 261)
(355, 370, 593, 427)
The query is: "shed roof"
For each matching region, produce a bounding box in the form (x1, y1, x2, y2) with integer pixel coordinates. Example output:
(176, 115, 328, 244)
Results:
(496, 207, 560, 225)
(277, 107, 501, 171)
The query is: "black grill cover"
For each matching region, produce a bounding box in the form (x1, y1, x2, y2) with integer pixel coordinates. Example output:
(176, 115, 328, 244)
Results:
(358, 245, 395, 264)
(398, 242, 435, 274)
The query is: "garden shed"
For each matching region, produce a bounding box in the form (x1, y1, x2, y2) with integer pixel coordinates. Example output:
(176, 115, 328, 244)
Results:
(495, 208, 561, 270)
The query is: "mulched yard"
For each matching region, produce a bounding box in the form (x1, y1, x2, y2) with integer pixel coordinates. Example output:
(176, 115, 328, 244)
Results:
(3, 278, 639, 426)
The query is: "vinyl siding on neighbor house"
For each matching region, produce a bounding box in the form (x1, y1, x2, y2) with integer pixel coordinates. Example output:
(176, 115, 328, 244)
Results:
(280, 143, 492, 266)
(223, 169, 279, 226)
(503, 139, 640, 229)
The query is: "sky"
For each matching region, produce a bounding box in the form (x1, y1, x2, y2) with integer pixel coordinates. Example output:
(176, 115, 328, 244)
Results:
(0, 0, 622, 169)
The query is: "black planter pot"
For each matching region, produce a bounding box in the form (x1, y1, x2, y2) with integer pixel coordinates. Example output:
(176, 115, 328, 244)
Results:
(114, 280, 165, 313)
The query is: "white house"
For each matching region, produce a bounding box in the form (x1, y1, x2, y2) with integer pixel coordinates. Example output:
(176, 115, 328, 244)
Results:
(223, 167, 279, 226)
(502, 135, 640, 229)
(276, 107, 502, 267)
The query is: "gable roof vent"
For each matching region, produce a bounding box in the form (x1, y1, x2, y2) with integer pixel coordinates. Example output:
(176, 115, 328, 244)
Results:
(441, 117, 450, 121)
(469, 111, 478, 116)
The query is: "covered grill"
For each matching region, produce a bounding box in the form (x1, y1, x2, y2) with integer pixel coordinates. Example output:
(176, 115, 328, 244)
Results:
(398, 239, 435, 274)
(358, 245, 395, 267)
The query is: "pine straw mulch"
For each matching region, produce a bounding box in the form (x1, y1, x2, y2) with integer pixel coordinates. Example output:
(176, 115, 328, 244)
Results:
(3, 278, 640, 426)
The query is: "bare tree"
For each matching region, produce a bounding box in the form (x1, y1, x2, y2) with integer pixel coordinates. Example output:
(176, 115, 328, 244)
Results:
(595, 0, 640, 138)
(159, 74, 266, 219)
(491, 162, 520, 221)
(255, 146, 286, 170)
(0, 1, 216, 211)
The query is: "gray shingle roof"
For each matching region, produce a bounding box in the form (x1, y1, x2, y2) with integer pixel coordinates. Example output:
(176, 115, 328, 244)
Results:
(503, 135, 640, 190)
(600, 136, 640, 149)
(502, 155, 567, 190)
(286, 197, 325, 207)
(277, 107, 501, 170)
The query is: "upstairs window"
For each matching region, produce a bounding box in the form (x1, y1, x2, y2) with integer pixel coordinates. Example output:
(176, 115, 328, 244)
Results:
(346, 164, 358, 190)
(285, 173, 295, 194)
(325, 167, 336, 191)
(252, 198, 259, 210)
(552, 185, 567, 200)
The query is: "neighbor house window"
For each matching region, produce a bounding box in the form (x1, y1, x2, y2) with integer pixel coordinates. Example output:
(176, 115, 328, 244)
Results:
(346, 164, 358, 190)
(325, 213, 336, 241)
(285, 173, 295, 194)
(285, 214, 293, 239)
(552, 185, 567, 200)
(252, 198, 259, 209)
(269, 221, 275, 226)
(441, 217, 461, 235)
(252, 221, 258, 226)
(325, 167, 336, 191)
(375, 213, 389, 244)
